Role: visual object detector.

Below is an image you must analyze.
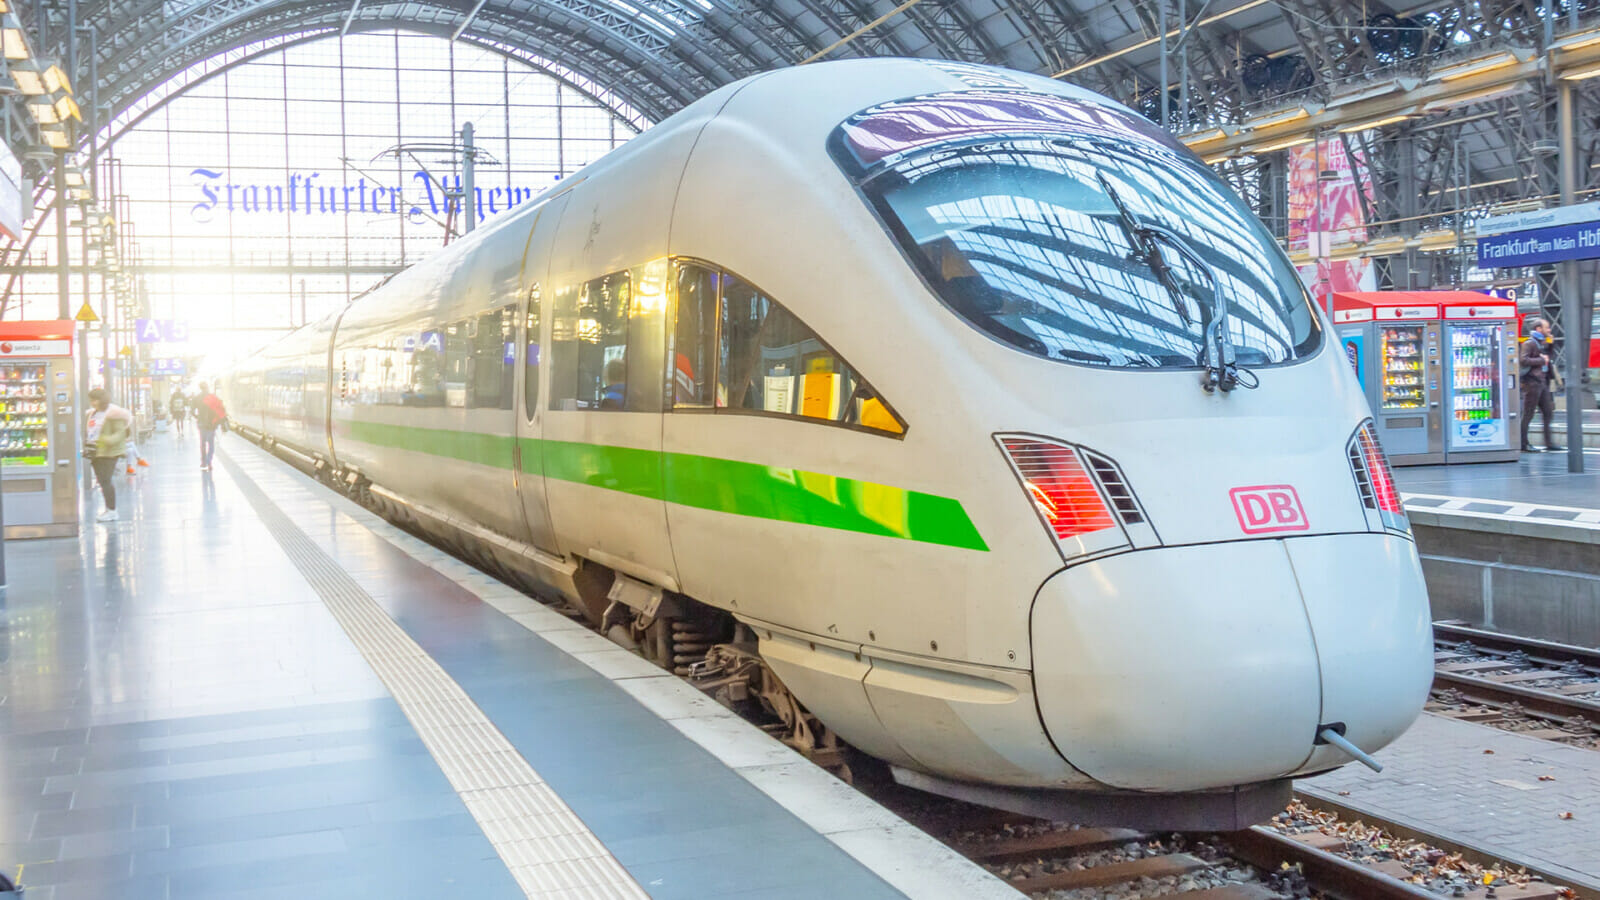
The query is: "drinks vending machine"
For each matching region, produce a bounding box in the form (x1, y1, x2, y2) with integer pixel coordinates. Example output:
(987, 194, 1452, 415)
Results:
(1332, 293, 1444, 465)
(1332, 291, 1521, 465)
(0, 320, 80, 538)
(1441, 297, 1519, 463)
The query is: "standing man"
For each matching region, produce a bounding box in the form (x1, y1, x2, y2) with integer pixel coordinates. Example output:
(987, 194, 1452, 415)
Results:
(195, 381, 228, 471)
(85, 388, 132, 523)
(1520, 318, 1564, 453)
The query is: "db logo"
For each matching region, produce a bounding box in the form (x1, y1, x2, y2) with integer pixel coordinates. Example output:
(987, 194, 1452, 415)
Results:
(1230, 485, 1309, 534)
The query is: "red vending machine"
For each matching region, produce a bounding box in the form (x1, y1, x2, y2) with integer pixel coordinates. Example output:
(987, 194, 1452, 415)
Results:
(1440, 296, 1520, 463)
(1331, 293, 1444, 465)
(0, 320, 81, 538)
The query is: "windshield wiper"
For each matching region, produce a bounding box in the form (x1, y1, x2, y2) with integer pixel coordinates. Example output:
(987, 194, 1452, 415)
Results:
(1094, 174, 1251, 393)
(1095, 173, 1191, 329)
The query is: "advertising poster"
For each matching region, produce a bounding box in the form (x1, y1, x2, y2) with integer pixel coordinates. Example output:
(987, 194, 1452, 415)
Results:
(0, 144, 24, 244)
(1341, 332, 1365, 389)
(1287, 138, 1375, 303)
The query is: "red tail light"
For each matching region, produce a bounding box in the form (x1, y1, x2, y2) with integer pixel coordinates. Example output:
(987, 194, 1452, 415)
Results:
(1355, 423, 1403, 515)
(998, 437, 1117, 539)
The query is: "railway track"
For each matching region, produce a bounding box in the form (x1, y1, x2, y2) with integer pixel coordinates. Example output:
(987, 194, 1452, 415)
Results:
(1431, 623, 1600, 748)
(865, 782, 1581, 899)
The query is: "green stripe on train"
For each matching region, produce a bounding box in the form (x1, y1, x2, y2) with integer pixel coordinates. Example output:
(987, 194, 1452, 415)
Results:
(343, 419, 988, 551)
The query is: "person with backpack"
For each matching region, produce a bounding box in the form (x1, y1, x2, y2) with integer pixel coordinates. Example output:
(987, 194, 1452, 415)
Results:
(169, 389, 187, 436)
(195, 382, 228, 471)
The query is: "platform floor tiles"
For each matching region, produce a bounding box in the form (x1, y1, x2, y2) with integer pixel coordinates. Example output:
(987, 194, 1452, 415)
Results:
(1302, 712, 1600, 893)
(1396, 449, 1600, 513)
(0, 434, 1012, 900)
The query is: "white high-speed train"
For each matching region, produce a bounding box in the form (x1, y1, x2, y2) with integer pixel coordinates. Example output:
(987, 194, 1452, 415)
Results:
(224, 58, 1432, 828)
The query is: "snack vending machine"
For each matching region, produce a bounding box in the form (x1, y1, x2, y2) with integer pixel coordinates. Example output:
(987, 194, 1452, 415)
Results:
(0, 320, 80, 538)
(1332, 293, 1444, 465)
(1441, 298, 1519, 463)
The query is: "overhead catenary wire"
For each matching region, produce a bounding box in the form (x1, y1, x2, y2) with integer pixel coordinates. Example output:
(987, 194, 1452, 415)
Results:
(798, 0, 929, 65)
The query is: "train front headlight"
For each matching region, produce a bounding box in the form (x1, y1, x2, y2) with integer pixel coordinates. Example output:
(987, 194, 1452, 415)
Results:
(996, 434, 1158, 563)
(1346, 420, 1410, 536)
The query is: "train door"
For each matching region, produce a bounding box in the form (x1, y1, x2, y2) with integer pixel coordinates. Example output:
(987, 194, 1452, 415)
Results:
(540, 254, 678, 592)
(514, 196, 568, 554)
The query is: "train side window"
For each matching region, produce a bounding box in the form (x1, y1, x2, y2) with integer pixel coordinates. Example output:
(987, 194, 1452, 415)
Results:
(716, 272, 904, 435)
(550, 273, 630, 410)
(584, 273, 630, 409)
(625, 260, 668, 413)
(548, 286, 579, 410)
(524, 285, 542, 419)
(445, 321, 470, 407)
(672, 262, 719, 408)
(410, 329, 445, 406)
(469, 306, 514, 410)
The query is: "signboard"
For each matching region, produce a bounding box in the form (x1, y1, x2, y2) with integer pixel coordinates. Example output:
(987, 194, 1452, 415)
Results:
(134, 319, 191, 343)
(1475, 202, 1600, 237)
(0, 340, 71, 357)
(1476, 202, 1600, 268)
(1375, 306, 1437, 320)
(1444, 305, 1516, 320)
(148, 359, 186, 376)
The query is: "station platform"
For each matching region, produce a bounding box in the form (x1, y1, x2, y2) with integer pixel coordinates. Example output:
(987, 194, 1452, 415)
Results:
(1302, 712, 1600, 894)
(1396, 449, 1600, 520)
(0, 434, 1015, 900)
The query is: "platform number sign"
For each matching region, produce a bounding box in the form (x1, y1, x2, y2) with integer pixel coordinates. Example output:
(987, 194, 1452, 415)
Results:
(134, 319, 191, 343)
(1229, 485, 1309, 535)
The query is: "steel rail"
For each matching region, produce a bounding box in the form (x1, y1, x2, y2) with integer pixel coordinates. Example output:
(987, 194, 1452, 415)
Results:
(1294, 791, 1600, 900)
(1433, 670, 1600, 721)
(1225, 826, 1440, 900)
(1435, 623, 1600, 670)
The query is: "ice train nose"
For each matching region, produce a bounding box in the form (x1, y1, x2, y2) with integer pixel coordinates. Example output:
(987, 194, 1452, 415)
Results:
(1030, 534, 1431, 793)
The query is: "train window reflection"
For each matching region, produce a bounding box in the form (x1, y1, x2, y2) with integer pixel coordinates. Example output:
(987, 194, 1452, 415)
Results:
(549, 272, 630, 410)
(831, 96, 1320, 371)
(672, 263, 719, 408)
(469, 306, 515, 410)
(445, 321, 469, 407)
(709, 270, 903, 435)
(524, 286, 541, 418)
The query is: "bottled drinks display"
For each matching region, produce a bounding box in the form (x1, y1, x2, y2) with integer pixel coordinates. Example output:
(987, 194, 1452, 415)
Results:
(1380, 325, 1424, 410)
(1450, 325, 1501, 423)
(0, 362, 49, 467)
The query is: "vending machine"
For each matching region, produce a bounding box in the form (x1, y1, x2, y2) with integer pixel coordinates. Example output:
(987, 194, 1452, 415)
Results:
(1441, 297, 1519, 463)
(0, 320, 80, 538)
(1331, 293, 1444, 466)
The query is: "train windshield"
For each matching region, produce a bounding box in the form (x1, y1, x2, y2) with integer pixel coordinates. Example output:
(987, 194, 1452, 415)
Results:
(830, 92, 1321, 370)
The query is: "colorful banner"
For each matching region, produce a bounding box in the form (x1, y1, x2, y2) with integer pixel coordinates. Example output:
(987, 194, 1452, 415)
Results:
(1287, 138, 1375, 303)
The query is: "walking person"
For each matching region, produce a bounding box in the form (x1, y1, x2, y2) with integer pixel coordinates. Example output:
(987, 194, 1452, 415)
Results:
(169, 389, 187, 436)
(195, 381, 228, 471)
(85, 388, 132, 523)
(1519, 318, 1564, 453)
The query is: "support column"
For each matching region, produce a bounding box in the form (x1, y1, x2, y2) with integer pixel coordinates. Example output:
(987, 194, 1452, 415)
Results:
(1557, 82, 1584, 473)
(1395, 131, 1418, 289)
(461, 121, 476, 233)
(1158, 2, 1168, 131)
(54, 153, 69, 322)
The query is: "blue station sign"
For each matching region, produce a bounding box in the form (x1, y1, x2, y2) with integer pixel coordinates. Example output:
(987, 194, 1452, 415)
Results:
(1476, 201, 1600, 268)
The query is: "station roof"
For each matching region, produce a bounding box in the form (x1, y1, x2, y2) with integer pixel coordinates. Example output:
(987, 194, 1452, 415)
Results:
(17, 0, 1596, 244)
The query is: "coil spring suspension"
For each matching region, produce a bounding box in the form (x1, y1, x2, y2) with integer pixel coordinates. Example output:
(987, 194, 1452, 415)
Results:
(670, 620, 713, 675)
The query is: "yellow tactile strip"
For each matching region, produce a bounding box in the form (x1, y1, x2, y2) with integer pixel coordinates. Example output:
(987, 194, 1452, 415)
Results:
(220, 453, 649, 900)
